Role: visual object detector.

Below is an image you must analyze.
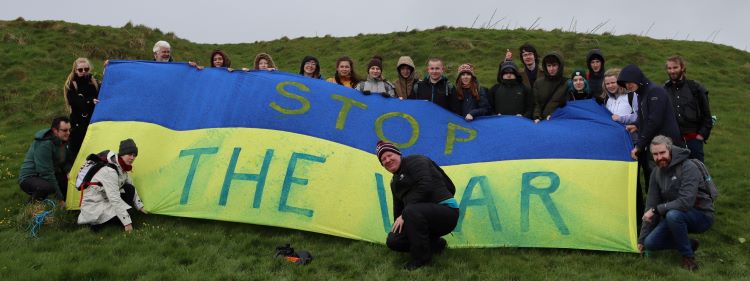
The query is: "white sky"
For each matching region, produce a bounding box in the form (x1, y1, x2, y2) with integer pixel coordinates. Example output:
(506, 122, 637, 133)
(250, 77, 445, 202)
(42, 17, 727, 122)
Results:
(2, 0, 748, 51)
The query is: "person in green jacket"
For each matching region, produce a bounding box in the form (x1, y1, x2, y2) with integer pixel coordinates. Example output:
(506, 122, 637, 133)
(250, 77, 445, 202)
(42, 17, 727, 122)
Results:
(18, 117, 74, 206)
(533, 52, 568, 123)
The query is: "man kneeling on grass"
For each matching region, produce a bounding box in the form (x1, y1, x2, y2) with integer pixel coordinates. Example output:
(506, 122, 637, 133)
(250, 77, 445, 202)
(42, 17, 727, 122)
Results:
(376, 140, 459, 270)
(78, 139, 147, 233)
(638, 135, 715, 271)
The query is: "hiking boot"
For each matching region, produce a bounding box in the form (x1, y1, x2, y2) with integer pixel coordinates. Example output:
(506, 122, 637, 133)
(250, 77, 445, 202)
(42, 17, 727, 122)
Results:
(681, 256, 699, 271)
(432, 238, 447, 255)
(404, 259, 427, 271)
(690, 239, 700, 253)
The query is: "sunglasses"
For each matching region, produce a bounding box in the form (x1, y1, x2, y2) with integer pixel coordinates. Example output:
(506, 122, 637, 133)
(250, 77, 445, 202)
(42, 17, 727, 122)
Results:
(77, 67, 90, 72)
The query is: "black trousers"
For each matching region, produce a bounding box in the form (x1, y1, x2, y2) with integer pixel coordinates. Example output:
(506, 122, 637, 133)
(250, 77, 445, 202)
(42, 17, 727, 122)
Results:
(69, 117, 91, 157)
(386, 203, 458, 263)
(20, 174, 67, 201)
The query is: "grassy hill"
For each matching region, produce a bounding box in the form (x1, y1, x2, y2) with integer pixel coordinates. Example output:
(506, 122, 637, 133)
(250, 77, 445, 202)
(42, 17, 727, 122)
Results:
(1, 18, 749, 280)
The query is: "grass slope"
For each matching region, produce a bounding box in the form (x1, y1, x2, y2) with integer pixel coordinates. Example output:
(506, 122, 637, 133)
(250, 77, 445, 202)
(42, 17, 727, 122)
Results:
(1, 18, 749, 280)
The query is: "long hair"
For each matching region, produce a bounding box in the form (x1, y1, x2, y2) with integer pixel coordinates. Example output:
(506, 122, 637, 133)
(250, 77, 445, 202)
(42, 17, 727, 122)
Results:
(455, 73, 479, 101)
(334, 56, 360, 87)
(63, 58, 98, 114)
(253, 53, 276, 70)
(601, 68, 624, 101)
(210, 49, 231, 68)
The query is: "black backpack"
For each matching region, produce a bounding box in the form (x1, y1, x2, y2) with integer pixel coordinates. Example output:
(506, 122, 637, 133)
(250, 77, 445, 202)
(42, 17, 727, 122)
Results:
(677, 159, 719, 200)
(74, 150, 118, 191)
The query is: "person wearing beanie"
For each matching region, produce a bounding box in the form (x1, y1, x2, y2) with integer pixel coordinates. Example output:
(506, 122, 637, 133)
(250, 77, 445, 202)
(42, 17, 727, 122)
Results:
(355, 56, 396, 97)
(586, 49, 606, 98)
(449, 63, 491, 121)
(326, 56, 360, 88)
(567, 69, 592, 101)
(487, 61, 533, 118)
(299, 55, 324, 79)
(376, 140, 458, 271)
(394, 56, 418, 99)
(78, 138, 146, 233)
(532, 52, 568, 123)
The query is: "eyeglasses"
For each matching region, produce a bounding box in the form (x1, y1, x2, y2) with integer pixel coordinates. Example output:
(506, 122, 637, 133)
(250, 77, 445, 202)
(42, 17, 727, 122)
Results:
(77, 67, 90, 73)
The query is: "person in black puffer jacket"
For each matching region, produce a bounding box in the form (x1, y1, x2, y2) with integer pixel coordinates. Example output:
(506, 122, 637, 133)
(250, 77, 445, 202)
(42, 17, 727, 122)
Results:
(376, 141, 458, 271)
(487, 61, 533, 118)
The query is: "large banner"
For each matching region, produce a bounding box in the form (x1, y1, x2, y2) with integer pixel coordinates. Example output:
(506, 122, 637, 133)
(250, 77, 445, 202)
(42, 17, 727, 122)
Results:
(67, 61, 638, 252)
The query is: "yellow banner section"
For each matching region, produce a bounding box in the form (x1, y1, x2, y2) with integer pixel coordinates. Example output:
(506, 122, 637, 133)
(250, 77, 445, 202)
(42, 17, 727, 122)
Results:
(68, 121, 638, 252)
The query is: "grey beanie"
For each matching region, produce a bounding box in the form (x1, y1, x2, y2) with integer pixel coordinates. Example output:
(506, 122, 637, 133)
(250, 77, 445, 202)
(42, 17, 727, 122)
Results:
(118, 138, 138, 156)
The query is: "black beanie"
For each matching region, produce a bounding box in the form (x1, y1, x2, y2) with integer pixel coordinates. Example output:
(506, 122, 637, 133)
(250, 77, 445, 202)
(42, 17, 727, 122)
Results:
(368, 56, 383, 70)
(119, 138, 138, 156)
(376, 140, 401, 161)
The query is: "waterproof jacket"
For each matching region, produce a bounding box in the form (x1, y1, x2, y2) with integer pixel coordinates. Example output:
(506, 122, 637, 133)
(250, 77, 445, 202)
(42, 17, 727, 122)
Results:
(519, 64, 544, 91)
(356, 76, 396, 97)
(390, 155, 456, 220)
(66, 76, 99, 125)
(664, 79, 712, 140)
(18, 128, 73, 200)
(488, 79, 533, 118)
(532, 52, 568, 120)
(586, 49, 605, 98)
(638, 145, 715, 242)
(394, 56, 418, 99)
(78, 151, 144, 226)
(412, 75, 453, 110)
(448, 83, 491, 117)
(618, 65, 684, 150)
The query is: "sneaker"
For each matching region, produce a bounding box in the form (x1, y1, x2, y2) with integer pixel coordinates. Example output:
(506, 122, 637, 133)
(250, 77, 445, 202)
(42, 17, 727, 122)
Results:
(690, 239, 700, 253)
(681, 256, 699, 271)
(404, 260, 427, 271)
(432, 238, 447, 255)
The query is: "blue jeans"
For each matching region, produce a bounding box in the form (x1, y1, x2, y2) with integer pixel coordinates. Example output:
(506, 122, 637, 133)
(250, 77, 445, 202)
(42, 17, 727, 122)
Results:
(686, 138, 705, 163)
(644, 208, 713, 257)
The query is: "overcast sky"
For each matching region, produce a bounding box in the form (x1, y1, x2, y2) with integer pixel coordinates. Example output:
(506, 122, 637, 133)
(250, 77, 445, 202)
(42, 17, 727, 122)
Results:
(3, 0, 748, 51)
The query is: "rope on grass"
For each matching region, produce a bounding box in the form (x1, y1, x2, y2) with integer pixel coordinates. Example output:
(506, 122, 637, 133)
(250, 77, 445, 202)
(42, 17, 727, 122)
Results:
(28, 199, 56, 238)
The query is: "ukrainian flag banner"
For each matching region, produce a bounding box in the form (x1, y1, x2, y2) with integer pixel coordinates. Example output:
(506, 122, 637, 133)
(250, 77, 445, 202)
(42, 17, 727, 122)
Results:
(68, 61, 638, 252)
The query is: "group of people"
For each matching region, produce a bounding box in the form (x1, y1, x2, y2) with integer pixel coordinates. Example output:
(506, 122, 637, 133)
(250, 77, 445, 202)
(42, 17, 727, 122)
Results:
(17, 39, 716, 271)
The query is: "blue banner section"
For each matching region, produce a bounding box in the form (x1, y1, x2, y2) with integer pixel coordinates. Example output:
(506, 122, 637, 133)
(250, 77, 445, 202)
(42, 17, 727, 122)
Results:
(93, 61, 633, 165)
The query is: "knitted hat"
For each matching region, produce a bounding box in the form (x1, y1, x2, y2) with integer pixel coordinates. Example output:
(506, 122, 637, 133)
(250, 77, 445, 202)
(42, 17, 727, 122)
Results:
(500, 61, 519, 75)
(457, 63, 475, 76)
(571, 69, 587, 80)
(367, 56, 383, 69)
(376, 140, 401, 161)
(119, 138, 138, 156)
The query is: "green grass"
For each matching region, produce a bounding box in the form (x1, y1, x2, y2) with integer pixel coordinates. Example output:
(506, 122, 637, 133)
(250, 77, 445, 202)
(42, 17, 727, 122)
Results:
(1, 18, 749, 280)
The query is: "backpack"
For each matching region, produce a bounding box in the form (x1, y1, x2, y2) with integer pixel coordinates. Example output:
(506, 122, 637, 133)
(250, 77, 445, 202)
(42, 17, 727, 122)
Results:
(75, 150, 119, 205)
(677, 159, 719, 200)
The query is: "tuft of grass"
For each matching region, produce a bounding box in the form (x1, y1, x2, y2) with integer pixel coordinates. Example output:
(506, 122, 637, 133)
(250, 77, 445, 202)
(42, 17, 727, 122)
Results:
(0, 19, 749, 280)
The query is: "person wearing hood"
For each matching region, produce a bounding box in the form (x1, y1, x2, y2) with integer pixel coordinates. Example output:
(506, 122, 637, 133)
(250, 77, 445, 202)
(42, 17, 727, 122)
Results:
(63, 58, 100, 156)
(299, 55, 324, 79)
(413, 58, 453, 110)
(18, 117, 74, 205)
(210, 49, 232, 68)
(586, 49, 606, 99)
(663, 55, 713, 163)
(394, 56, 418, 99)
(327, 56, 361, 88)
(487, 61, 533, 118)
(448, 63, 491, 121)
(618, 64, 684, 190)
(356, 56, 396, 97)
(567, 69, 592, 101)
(638, 135, 714, 271)
(532, 52, 568, 123)
(78, 139, 147, 233)
(376, 140, 458, 271)
(253, 53, 277, 71)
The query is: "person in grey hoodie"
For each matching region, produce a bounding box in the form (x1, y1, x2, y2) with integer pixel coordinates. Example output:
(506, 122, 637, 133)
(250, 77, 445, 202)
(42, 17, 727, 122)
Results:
(638, 135, 714, 271)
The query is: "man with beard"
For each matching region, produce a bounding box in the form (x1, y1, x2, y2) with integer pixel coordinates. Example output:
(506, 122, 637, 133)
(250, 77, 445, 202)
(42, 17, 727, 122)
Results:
(664, 56, 713, 162)
(638, 135, 714, 271)
(152, 40, 173, 62)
